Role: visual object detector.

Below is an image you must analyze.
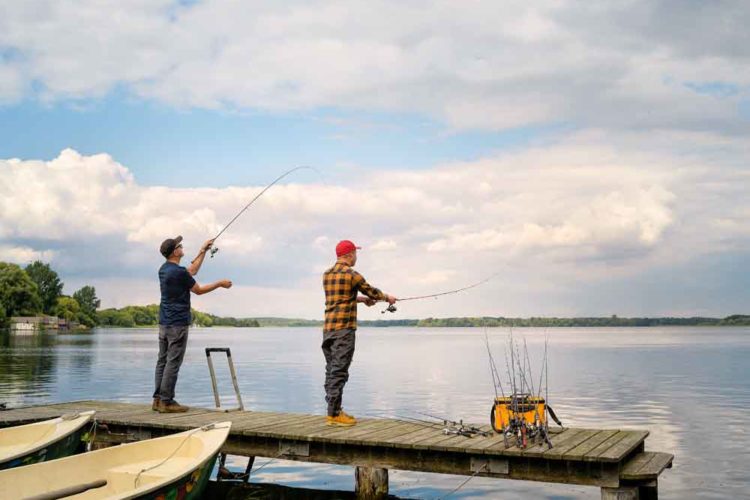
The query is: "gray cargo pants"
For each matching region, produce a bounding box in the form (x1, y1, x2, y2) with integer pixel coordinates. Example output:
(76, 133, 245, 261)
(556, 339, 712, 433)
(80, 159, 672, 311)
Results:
(153, 325, 189, 404)
(322, 328, 356, 417)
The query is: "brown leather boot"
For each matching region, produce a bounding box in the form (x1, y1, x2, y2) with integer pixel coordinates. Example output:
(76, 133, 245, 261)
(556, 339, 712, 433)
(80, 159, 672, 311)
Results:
(158, 401, 189, 413)
(152, 398, 160, 411)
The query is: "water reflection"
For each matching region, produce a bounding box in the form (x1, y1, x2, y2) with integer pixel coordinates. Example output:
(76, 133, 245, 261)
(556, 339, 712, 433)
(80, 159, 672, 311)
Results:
(0, 332, 59, 406)
(0, 327, 748, 499)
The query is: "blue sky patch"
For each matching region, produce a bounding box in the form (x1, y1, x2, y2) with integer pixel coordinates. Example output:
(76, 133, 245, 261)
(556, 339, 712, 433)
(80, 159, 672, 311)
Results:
(0, 95, 562, 187)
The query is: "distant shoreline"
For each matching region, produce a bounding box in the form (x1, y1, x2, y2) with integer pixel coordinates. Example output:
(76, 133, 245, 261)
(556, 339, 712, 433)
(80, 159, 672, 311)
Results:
(92, 312, 750, 328)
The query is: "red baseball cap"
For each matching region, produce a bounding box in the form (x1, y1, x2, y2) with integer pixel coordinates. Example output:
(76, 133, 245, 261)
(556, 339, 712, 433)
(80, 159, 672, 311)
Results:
(336, 240, 361, 257)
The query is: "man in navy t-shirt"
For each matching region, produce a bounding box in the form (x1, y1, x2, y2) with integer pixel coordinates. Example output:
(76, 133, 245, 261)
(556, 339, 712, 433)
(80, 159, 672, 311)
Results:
(154, 235, 232, 413)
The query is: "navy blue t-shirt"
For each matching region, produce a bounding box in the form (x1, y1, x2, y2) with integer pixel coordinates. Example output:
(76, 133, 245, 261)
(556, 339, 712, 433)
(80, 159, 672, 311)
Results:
(158, 262, 197, 326)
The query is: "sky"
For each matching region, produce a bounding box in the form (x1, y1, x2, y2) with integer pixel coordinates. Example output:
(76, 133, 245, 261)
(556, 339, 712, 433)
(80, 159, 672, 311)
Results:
(1, 0, 749, 319)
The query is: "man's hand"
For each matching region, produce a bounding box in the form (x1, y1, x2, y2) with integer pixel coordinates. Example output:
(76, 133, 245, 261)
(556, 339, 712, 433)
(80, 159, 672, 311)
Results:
(202, 239, 215, 253)
(385, 294, 398, 305)
(220, 279, 233, 289)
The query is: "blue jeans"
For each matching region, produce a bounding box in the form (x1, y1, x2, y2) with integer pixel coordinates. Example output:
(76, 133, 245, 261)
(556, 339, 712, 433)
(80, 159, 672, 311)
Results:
(153, 325, 189, 404)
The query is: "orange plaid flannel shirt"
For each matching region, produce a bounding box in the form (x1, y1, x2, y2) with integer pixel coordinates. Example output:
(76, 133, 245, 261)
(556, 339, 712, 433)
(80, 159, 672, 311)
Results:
(323, 261, 386, 332)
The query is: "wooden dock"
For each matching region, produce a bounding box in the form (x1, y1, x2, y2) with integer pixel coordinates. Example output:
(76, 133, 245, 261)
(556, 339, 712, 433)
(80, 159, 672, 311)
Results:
(0, 401, 673, 499)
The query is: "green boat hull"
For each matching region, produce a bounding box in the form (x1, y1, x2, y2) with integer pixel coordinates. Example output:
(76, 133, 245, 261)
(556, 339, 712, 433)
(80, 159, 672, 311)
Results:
(0, 425, 86, 470)
(136, 452, 219, 500)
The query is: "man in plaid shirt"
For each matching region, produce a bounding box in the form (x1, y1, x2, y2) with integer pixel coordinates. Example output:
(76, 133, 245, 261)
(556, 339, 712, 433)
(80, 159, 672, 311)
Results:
(322, 239, 397, 426)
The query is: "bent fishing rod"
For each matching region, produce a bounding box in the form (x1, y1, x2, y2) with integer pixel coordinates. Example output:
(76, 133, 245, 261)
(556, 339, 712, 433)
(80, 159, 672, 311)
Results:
(192, 165, 318, 263)
(380, 271, 501, 313)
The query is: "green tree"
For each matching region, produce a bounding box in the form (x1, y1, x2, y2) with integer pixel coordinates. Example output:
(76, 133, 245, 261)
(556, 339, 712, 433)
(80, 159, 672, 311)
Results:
(0, 262, 43, 324)
(24, 261, 64, 315)
(191, 309, 214, 327)
(54, 296, 81, 322)
(73, 286, 100, 326)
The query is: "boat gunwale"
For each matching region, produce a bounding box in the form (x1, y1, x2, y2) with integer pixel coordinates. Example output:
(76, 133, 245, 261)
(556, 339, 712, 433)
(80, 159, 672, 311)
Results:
(0, 410, 95, 464)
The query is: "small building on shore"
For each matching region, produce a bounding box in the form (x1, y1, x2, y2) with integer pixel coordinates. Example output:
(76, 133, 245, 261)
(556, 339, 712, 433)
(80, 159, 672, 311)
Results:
(9, 316, 61, 333)
(9, 317, 43, 334)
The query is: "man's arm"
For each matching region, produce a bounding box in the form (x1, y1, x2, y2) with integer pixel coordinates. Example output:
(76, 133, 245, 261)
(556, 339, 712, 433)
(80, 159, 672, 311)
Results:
(188, 239, 215, 276)
(357, 296, 377, 306)
(353, 272, 397, 304)
(191, 279, 232, 296)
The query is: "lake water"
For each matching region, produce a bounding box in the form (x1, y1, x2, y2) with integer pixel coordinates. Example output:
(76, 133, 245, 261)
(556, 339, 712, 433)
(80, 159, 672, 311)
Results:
(1, 327, 748, 499)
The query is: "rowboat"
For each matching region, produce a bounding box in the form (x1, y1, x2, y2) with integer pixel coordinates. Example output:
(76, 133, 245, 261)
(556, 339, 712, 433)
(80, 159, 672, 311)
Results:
(0, 421, 231, 500)
(0, 410, 95, 470)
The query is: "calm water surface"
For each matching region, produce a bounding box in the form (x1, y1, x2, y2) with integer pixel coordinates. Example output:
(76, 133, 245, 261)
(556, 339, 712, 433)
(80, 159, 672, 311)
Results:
(1, 327, 748, 499)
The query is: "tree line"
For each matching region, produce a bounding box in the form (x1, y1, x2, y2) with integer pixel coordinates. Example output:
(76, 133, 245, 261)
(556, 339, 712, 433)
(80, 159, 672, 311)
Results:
(0, 260, 259, 329)
(415, 315, 750, 327)
(97, 304, 259, 328)
(3, 260, 747, 329)
(0, 261, 100, 328)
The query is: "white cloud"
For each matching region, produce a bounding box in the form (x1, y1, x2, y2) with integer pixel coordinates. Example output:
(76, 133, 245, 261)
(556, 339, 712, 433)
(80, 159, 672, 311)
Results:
(0, 245, 56, 264)
(0, 1, 748, 133)
(370, 239, 398, 251)
(1, 132, 748, 316)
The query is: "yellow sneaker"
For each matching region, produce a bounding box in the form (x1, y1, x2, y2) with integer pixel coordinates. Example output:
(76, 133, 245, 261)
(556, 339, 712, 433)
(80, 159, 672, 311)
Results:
(339, 409, 357, 423)
(326, 411, 357, 427)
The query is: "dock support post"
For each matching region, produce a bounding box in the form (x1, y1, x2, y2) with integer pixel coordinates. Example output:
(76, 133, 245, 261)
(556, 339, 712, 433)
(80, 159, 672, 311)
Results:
(601, 486, 639, 500)
(355, 466, 388, 499)
(638, 480, 658, 500)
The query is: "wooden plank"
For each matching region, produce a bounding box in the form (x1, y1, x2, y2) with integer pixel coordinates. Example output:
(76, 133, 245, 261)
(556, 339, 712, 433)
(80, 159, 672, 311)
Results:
(230, 412, 295, 431)
(563, 429, 620, 460)
(315, 418, 398, 439)
(240, 413, 314, 434)
(582, 431, 630, 461)
(641, 452, 673, 477)
(619, 452, 655, 479)
(596, 431, 648, 462)
(358, 422, 427, 445)
(313, 419, 405, 445)
(408, 423, 499, 452)
(267, 416, 333, 440)
(473, 429, 531, 452)
(234, 411, 304, 430)
(375, 425, 439, 447)
(389, 425, 446, 447)
(483, 428, 583, 458)
(306, 418, 387, 440)
(132, 411, 232, 430)
(542, 429, 601, 459)
(250, 415, 326, 438)
(417, 425, 502, 454)
(417, 432, 479, 453)
(335, 420, 408, 443)
(620, 452, 673, 480)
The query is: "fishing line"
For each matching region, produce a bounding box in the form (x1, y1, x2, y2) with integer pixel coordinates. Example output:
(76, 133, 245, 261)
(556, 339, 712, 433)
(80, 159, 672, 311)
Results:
(484, 328, 504, 399)
(192, 165, 322, 263)
(438, 462, 487, 499)
(381, 271, 502, 313)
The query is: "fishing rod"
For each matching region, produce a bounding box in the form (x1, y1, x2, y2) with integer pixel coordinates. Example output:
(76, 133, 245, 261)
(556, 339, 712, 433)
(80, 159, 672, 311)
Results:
(192, 166, 318, 263)
(381, 271, 501, 313)
(414, 411, 490, 437)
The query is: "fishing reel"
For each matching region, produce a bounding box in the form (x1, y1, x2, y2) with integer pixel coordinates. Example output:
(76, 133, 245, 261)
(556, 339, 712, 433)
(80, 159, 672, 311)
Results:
(381, 303, 397, 314)
(443, 419, 490, 438)
(209, 246, 219, 258)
